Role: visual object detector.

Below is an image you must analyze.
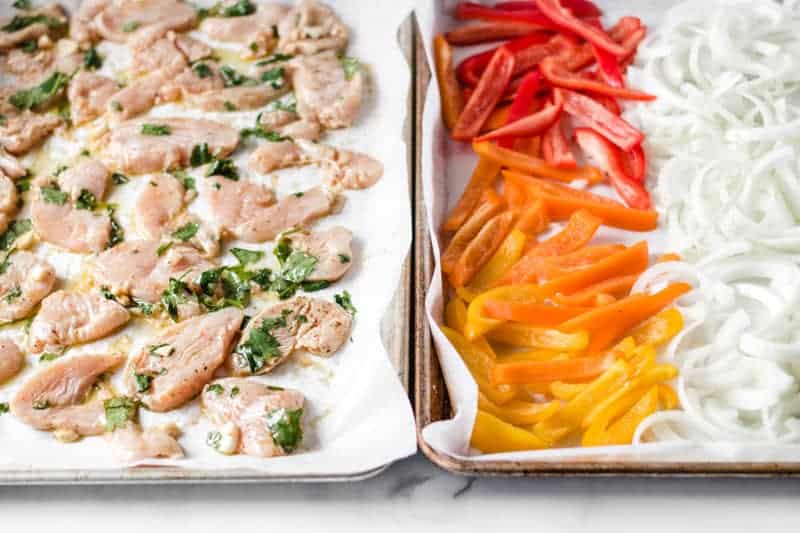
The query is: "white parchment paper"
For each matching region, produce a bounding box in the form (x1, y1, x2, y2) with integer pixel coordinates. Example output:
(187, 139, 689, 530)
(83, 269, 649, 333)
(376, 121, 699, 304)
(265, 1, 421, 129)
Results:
(0, 0, 417, 476)
(416, 0, 800, 463)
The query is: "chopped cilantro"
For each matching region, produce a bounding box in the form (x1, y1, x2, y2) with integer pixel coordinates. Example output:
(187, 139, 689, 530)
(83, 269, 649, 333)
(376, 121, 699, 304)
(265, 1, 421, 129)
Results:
(339, 56, 361, 81)
(40, 184, 67, 205)
(106, 205, 124, 248)
(121, 20, 140, 33)
(190, 143, 214, 167)
(111, 172, 129, 185)
(156, 241, 173, 256)
(110, 100, 123, 113)
(281, 251, 317, 283)
(2, 13, 64, 33)
(171, 222, 199, 242)
(104, 397, 138, 431)
(198, 0, 256, 19)
(265, 93, 297, 114)
(256, 54, 293, 67)
(292, 192, 304, 197)
(230, 386, 240, 398)
(231, 247, 263, 266)
(100, 286, 116, 301)
(0, 403, 8, 415)
(83, 47, 102, 70)
(265, 407, 303, 453)
(19, 39, 37, 53)
(206, 430, 222, 449)
(39, 352, 59, 362)
(141, 124, 171, 136)
(260, 67, 284, 89)
(134, 373, 153, 393)
(9, 71, 69, 111)
(234, 314, 285, 373)
(13, 0, 32, 9)
(192, 62, 212, 78)
(335, 290, 356, 315)
(33, 398, 50, 410)
(148, 343, 175, 358)
(267, 385, 285, 391)
(223, 100, 237, 111)
(220, 65, 254, 87)
(75, 188, 97, 210)
(0, 219, 32, 251)
(4, 286, 21, 303)
(131, 299, 153, 316)
(206, 158, 239, 180)
(160, 277, 192, 321)
(338, 253, 351, 264)
(206, 383, 224, 395)
(300, 280, 330, 292)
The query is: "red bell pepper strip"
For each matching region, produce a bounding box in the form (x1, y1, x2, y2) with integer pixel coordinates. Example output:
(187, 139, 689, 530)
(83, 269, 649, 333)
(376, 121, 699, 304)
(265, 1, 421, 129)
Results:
(540, 57, 655, 101)
(591, 92, 621, 115)
(445, 21, 544, 46)
(496, 0, 602, 18)
(476, 100, 562, 143)
(457, 32, 553, 87)
(535, 0, 629, 56)
(560, 89, 644, 151)
(574, 128, 651, 209)
(495, 69, 547, 148)
(455, 2, 563, 32)
(452, 47, 516, 141)
(623, 144, 647, 183)
(542, 119, 577, 168)
(587, 20, 625, 88)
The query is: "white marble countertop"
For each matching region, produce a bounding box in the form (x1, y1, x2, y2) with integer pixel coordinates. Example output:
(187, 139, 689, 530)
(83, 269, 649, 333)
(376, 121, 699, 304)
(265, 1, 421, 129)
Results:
(2, 454, 799, 532)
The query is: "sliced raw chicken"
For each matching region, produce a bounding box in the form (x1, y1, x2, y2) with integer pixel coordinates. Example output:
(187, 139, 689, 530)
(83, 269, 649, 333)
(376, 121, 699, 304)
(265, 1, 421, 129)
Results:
(92, 239, 214, 303)
(0, 112, 62, 155)
(31, 189, 112, 253)
(28, 291, 130, 354)
(285, 226, 353, 282)
(257, 108, 301, 130)
(199, 4, 288, 58)
(107, 70, 171, 122)
(169, 213, 221, 258)
(4, 46, 83, 86)
(171, 32, 213, 63)
(68, 71, 119, 126)
(104, 118, 239, 175)
(190, 85, 288, 113)
(57, 158, 110, 202)
(0, 4, 68, 52)
(10, 352, 125, 436)
(202, 378, 304, 457)
(106, 422, 184, 463)
(131, 36, 187, 75)
(0, 146, 26, 179)
(277, 0, 348, 55)
(202, 178, 333, 242)
(290, 51, 364, 129)
(92, 0, 196, 44)
(0, 339, 23, 383)
(0, 175, 18, 234)
(229, 296, 351, 376)
(0, 251, 56, 323)
(70, 0, 107, 43)
(128, 307, 244, 412)
(133, 173, 186, 240)
(245, 120, 322, 173)
(158, 64, 226, 104)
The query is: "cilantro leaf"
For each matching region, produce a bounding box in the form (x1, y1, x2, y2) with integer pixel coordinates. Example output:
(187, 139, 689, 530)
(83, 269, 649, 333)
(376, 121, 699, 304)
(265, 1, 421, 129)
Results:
(0, 219, 32, 251)
(335, 290, 356, 315)
(231, 247, 263, 266)
(41, 184, 67, 205)
(190, 143, 214, 167)
(103, 397, 138, 431)
(10, 71, 69, 111)
(75, 188, 97, 210)
(260, 67, 285, 89)
(134, 373, 153, 393)
(111, 172, 129, 185)
(141, 124, 171, 136)
(171, 222, 199, 242)
(122, 20, 140, 32)
(83, 47, 102, 70)
(206, 158, 239, 180)
(339, 56, 361, 81)
(266, 407, 303, 453)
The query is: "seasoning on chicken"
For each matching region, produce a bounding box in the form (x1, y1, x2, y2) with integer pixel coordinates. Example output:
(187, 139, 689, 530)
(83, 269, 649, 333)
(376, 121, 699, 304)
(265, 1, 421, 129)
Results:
(229, 296, 352, 376)
(104, 118, 239, 175)
(0, 339, 23, 383)
(277, 0, 348, 56)
(0, 251, 56, 323)
(199, 3, 288, 58)
(284, 226, 353, 282)
(202, 378, 305, 457)
(31, 187, 112, 253)
(68, 71, 120, 126)
(128, 307, 244, 412)
(28, 291, 130, 354)
(10, 352, 125, 438)
(56, 158, 110, 203)
(0, 112, 62, 156)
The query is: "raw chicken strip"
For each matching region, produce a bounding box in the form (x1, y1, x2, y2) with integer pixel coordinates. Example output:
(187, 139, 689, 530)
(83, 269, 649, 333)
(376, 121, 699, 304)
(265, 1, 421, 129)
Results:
(277, 0, 348, 55)
(190, 85, 289, 113)
(68, 71, 119, 125)
(0, 251, 56, 323)
(104, 118, 239, 175)
(199, 4, 287, 58)
(92, 0, 196, 43)
(0, 339, 23, 383)
(0, 146, 26, 179)
(286, 226, 353, 282)
(0, 5, 68, 51)
(290, 51, 364, 129)
(28, 291, 130, 354)
(129, 308, 244, 412)
(0, 175, 18, 234)
(31, 190, 111, 253)
(70, 0, 107, 43)
(92, 240, 214, 303)
(0, 112, 62, 155)
(202, 378, 304, 457)
(57, 158, 110, 202)
(229, 296, 351, 376)
(10, 352, 125, 436)
(107, 70, 172, 122)
(106, 423, 184, 463)
(133, 173, 185, 240)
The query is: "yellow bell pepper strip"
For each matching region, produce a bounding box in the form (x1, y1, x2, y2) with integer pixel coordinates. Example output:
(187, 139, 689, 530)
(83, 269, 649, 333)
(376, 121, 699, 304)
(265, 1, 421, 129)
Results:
(487, 322, 589, 351)
(550, 381, 588, 400)
(442, 326, 516, 405)
(456, 286, 480, 303)
(474, 140, 604, 184)
(658, 384, 678, 409)
(478, 392, 560, 426)
(450, 210, 517, 288)
(554, 274, 637, 307)
(534, 359, 632, 444)
(471, 410, 551, 453)
(627, 343, 657, 374)
(503, 170, 659, 231)
(497, 209, 603, 285)
(433, 34, 465, 131)
(441, 188, 504, 273)
(499, 349, 569, 363)
(482, 300, 590, 327)
(513, 198, 550, 235)
(492, 353, 614, 385)
(582, 386, 660, 446)
(538, 240, 650, 298)
(445, 297, 469, 333)
(443, 157, 502, 232)
(629, 307, 684, 348)
(465, 284, 545, 340)
(470, 228, 527, 291)
(560, 282, 692, 354)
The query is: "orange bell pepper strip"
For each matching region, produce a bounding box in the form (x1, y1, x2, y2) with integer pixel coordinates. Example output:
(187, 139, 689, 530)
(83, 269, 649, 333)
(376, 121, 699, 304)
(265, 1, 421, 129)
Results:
(474, 140, 604, 184)
(433, 35, 465, 131)
(629, 307, 684, 348)
(582, 385, 660, 446)
(471, 410, 551, 453)
(442, 326, 516, 405)
(555, 274, 637, 307)
(482, 300, 589, 326)
(444, 158, 502, 232)
(560, 282, 692, 354)
(503, 170, 658, 231)
(487, 322, 589, 351)
(497, 209, 603, 285)
(534, 359, 632, 444)
(470, 228, 527, 291)
(504, 172, 529, 209)
(449, 211, 517, 288)
(465, 284, 545, 339)
(492, 353, 614, 385)
(479, 392, 560, 426)
(539, 241, 650, 297)
(657, 252, 681, 263)
(525, 244, 627, 283)
(441, 188, 504, 273)
(513, 198, 550, 235)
